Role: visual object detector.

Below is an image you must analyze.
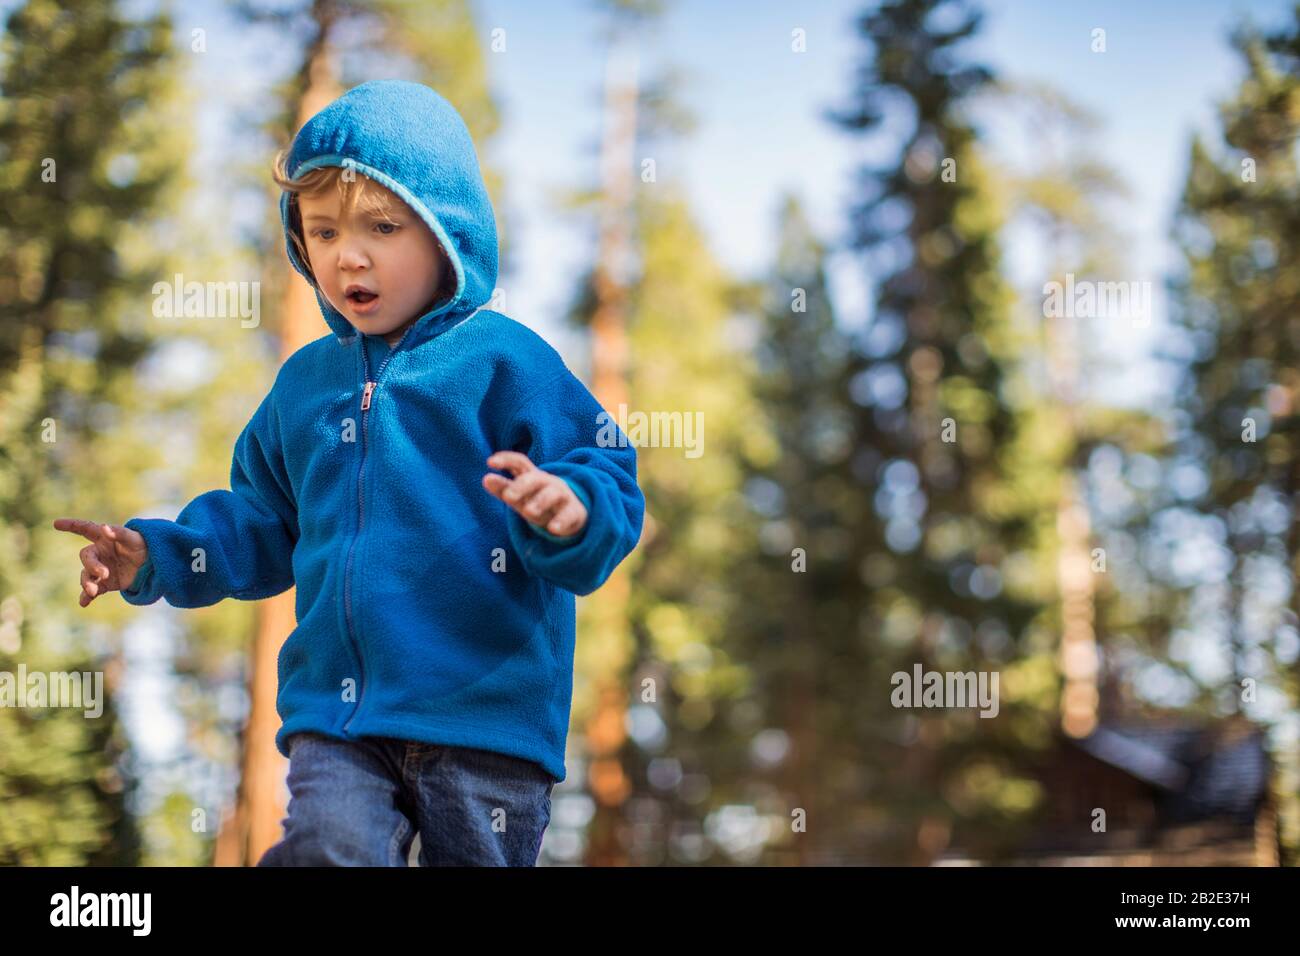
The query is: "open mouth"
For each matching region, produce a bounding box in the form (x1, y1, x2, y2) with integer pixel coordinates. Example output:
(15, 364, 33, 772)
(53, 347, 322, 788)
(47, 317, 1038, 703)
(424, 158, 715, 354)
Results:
(346, 289, 379, 304)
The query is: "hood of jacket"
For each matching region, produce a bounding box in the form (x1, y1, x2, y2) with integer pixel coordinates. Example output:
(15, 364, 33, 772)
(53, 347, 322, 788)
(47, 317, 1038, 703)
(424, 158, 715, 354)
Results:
(279, 80, 498, 349)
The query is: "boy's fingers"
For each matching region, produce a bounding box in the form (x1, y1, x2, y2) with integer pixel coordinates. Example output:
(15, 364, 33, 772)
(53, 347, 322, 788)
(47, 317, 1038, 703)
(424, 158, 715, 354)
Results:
(544, 501, 586, 537)
(79, 546, 109, 581)
(526, 500, 563, 528)
(502, 470, 548, 506)
(80, 567, 98, 598)
(110, 523, 146, 553)
(481, 473, 511, 498)
(483, 469, 580, 532)
(483, 472, 540, 505)
(53, 518, 103, 542)
(486, 451, 534, 477)
(523, 484, 566, 521)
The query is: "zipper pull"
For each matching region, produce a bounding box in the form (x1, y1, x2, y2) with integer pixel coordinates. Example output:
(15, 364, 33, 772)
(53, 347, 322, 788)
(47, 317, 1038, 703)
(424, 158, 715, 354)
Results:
(361, 381, 375, 411)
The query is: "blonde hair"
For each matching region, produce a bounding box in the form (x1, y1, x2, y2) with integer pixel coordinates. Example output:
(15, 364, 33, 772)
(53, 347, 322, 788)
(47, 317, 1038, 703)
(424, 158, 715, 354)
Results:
(273, 148, 455, 307)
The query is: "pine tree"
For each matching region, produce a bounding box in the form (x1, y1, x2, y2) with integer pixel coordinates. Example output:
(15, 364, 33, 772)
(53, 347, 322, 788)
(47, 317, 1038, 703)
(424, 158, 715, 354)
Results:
(707, 195, 858, 865)
(1164, 15, 1300, 864)
(0, 0, 184, 864)
(610, 188, 768, 865)
(828, 0, 1043, 863)
(553, 0, 752, 865)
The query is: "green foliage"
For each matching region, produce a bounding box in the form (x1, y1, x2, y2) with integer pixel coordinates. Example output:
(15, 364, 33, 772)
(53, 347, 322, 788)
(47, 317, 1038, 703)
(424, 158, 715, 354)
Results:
(821, 0, 1048, 863)
(0, 0, 185, 866)
(1165, 17, 1300, 863)
(581, 187, 768, 865)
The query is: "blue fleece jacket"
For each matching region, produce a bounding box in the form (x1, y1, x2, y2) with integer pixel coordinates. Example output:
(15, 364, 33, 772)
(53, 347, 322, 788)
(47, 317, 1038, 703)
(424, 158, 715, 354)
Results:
(120, 80, 644, 783)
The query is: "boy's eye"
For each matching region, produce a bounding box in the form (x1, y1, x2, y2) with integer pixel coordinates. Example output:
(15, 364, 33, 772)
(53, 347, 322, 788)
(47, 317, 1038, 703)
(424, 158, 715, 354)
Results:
(307, 222, 397, 239)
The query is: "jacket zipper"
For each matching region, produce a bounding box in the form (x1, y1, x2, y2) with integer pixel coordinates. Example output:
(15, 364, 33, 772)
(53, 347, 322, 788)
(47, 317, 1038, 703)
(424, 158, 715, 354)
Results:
(341, 327, 414, 734)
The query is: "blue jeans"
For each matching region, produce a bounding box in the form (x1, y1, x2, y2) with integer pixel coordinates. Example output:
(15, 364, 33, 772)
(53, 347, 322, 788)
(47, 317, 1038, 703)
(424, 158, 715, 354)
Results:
(256, 732, 555, 866)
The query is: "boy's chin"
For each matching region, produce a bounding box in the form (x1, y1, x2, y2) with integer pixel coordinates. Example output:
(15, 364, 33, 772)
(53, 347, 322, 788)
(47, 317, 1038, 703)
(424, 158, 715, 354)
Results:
(340, 304, 425, 340)
(360, 318, 419, 341)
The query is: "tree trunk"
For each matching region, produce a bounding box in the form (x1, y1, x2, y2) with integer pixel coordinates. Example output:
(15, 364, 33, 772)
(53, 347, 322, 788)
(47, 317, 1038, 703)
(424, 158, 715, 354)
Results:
(582, 42, 637, 868)
(1043, 265, 1098, 739)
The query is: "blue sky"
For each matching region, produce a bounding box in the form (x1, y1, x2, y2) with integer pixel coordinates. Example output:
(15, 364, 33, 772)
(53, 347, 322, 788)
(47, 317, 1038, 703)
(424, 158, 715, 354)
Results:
(481, 0, 1293, 404)
(170, 0, 1295, 388)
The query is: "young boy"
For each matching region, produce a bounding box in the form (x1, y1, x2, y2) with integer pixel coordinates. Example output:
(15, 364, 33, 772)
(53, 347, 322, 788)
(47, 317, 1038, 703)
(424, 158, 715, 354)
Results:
(53, 80, 645, 866)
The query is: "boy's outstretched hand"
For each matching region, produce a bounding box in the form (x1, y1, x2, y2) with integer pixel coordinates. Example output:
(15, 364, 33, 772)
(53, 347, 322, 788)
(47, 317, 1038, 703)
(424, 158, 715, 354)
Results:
(52, 519, 148, 607)
(482, 452, 588, 539)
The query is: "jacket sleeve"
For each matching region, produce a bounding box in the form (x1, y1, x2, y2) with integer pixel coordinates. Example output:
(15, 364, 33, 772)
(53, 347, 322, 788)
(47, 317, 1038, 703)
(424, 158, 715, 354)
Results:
(501, 369, 644, 596)
(120, 386, 298, 608)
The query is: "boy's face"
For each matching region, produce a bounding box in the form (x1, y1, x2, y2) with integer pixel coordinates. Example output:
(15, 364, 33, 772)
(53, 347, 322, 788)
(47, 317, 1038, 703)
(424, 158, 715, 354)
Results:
(298, 180, 445, 346)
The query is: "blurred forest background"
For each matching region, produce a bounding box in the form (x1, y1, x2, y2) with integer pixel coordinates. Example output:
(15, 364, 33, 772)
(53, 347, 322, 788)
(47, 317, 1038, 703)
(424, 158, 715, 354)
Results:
(1, 0, 1297, 866)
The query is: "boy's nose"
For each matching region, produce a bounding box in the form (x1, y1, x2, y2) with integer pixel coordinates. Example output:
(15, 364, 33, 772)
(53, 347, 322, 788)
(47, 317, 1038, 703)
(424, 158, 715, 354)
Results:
(338, 242, 371, 270)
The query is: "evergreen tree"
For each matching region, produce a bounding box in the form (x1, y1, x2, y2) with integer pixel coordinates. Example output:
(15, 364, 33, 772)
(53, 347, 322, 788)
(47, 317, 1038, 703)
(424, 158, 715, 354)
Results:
(552, 0, 755, 865)
(707, 195, 859, 865)
(828, 0, 1043, 863)
(611, 189, 768, 865)
(1163, 14, 1300, 863)
(0, 0, 183, 864)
